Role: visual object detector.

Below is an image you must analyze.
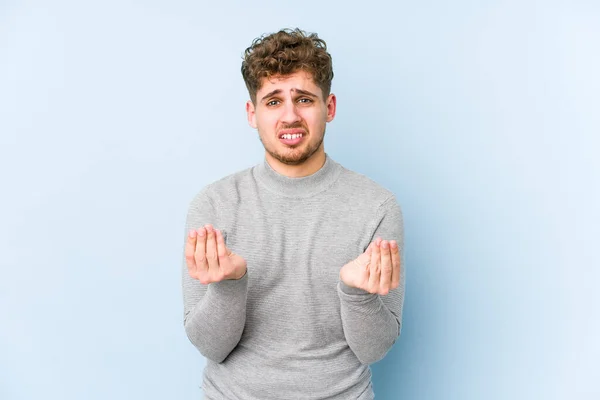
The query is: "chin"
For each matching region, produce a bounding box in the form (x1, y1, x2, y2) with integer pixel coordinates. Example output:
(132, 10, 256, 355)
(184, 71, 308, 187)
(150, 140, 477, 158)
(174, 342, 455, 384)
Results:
(260, 133, 324, 166)
(274, 146, 320, 165)
(278, 157, 308, 166)
(273, 153, 308, 165)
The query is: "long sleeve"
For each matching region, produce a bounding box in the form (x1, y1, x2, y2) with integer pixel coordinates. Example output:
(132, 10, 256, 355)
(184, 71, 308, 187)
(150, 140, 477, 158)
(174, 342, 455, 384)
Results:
(337, 195, 405, 365)
(181, 190, 248, 363)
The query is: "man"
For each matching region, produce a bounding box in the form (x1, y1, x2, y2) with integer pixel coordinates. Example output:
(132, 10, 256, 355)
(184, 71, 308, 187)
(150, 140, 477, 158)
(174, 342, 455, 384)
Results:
(182, 28, 405, 400)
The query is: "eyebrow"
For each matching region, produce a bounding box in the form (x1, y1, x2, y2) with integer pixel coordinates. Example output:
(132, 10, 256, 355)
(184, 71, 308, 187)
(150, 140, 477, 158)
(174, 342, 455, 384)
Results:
(260, 88, 319, 103)
(260, 89, 282, 103)
(294, 88, 319, 98)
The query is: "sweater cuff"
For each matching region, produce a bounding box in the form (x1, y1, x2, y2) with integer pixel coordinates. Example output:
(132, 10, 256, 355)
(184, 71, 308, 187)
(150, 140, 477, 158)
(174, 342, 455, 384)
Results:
(208, 271, 249, 298)
(337, 280, 378, 297)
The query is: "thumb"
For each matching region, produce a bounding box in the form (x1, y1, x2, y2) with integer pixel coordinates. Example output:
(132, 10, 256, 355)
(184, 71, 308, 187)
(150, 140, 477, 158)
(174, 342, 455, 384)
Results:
(355, 244, 372, 265)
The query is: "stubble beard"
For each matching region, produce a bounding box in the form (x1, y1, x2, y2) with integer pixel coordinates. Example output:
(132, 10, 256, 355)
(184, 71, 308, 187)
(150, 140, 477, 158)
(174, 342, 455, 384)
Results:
(259, 129, 326, 166)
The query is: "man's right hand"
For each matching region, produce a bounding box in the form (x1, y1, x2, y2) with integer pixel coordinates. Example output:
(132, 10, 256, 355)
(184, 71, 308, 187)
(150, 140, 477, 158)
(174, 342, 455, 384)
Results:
(185, 224, 247, 284)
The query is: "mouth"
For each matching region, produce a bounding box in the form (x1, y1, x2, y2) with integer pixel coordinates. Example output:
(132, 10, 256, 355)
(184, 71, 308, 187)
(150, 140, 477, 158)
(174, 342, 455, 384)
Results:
(278, 129, 306, 146)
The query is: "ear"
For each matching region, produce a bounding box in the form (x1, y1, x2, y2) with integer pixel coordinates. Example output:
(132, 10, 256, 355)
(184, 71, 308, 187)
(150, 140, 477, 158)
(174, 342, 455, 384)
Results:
(325, 93, 336, 122)
(246, 100, 257, 128)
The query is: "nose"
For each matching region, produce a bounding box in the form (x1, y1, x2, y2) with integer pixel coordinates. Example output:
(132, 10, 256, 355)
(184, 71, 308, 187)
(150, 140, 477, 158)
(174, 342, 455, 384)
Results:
(280, 101, 301, 125)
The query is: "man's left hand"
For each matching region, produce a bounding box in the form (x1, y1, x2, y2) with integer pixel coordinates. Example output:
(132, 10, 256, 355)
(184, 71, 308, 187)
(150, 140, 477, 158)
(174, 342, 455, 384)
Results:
(339, 237, 401, 295)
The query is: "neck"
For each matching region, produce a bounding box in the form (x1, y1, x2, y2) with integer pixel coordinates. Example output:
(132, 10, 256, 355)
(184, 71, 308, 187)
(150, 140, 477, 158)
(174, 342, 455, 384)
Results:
(265, 147, 326, 178)
(254, 150, 341, 198)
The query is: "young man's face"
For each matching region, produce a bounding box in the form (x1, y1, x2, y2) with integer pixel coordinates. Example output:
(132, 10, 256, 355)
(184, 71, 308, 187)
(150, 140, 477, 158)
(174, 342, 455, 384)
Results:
(246, 70, 336, 166)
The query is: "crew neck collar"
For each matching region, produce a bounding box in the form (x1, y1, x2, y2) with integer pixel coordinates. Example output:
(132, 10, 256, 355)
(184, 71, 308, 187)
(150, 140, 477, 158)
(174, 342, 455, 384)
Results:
(253, 153, 342, 198)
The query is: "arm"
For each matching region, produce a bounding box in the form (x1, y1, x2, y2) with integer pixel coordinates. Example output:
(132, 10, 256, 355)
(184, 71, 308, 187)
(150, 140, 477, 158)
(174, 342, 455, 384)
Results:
(182, 191, 248, 363)
(337, 196, 405, 364)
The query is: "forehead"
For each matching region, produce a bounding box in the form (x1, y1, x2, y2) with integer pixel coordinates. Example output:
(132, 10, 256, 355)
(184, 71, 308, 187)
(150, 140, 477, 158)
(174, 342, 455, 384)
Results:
(257, 70, 321, 95)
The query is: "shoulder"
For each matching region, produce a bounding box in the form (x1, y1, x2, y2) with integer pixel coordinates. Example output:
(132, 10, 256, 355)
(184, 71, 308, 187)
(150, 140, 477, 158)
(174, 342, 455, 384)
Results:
(335, 162, 399, 210)
(189, 164, 257, 208)
(332, 161, 404, 242)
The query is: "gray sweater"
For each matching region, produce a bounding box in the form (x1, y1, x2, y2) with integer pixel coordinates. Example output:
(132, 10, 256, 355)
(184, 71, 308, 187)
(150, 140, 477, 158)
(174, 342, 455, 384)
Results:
(182, 153, 405, 400)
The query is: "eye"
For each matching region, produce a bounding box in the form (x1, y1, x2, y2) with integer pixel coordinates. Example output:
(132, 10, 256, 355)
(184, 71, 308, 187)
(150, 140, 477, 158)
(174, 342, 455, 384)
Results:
(267, 100, 280, 106)
(298, 98, 313, 104)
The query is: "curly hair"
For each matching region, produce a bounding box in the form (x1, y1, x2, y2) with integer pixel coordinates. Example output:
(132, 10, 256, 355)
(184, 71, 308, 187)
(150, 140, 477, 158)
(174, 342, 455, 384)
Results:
(241, 28, 334, 104)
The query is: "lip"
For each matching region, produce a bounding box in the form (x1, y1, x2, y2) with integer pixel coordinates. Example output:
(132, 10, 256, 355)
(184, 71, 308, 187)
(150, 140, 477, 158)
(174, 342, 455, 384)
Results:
(278, 129, 306, 138)
(279, 131, 305, 146)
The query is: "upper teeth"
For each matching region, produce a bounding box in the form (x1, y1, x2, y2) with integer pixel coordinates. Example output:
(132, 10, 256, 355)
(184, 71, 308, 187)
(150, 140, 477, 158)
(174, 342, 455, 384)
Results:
(282, 133, 302, 139)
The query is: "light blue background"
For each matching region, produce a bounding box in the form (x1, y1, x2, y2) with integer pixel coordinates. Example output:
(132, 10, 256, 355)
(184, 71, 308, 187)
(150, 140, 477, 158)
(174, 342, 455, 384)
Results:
(1, 1, 598, 399)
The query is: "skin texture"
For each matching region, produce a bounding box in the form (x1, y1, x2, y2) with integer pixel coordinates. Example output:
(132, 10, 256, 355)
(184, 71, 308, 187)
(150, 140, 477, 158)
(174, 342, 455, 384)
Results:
(185, 70, 401, 294)
(339, 238, 402, 295)
(185, 225, 247, 284)
(245, 70, 335, 178)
